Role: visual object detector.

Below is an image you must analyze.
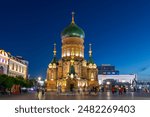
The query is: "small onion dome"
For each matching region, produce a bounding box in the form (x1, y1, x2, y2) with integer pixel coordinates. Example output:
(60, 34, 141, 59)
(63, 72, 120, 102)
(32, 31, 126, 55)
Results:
(87, 56, 94, 65)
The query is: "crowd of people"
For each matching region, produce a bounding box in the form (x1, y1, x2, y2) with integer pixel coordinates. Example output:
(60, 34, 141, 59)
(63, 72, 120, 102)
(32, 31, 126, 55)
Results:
(111, 86, 126, 95)
(36, 85, 149, 98)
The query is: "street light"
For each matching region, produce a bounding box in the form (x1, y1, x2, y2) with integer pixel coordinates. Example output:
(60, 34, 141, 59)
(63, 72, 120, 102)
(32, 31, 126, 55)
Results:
(106, 81, 110, 85)
(37, 76, 42, 88)
(38, 77, 41, 81)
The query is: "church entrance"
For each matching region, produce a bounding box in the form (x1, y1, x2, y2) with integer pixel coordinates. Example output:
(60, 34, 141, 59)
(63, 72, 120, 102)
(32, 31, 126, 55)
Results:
(70, 84, 74, 92)
(66, 78, 77, 92)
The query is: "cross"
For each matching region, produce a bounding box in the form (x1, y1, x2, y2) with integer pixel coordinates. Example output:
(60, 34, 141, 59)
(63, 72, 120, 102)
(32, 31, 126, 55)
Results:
(53, 43, 56, 55)
(72, 12, 75, 17)
(71, 12, 75, 23)
(89, 43, 92, 51)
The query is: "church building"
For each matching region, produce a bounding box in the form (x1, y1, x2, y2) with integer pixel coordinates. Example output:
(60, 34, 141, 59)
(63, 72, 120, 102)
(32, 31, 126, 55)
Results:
(46, 13, 99, 92)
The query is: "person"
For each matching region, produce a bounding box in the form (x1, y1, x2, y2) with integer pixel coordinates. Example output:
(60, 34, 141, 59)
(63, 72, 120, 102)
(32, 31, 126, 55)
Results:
(119, 86, 123, 95)
(42, 88, 45, 96)
(57, 85, 61, 95)
(111, 86, 115, 94)
(101, 86, 104, 92)
(78, 87, 80, 94)
(114, 87, 118, 94)
(123, 86, 126, 94)
(38, 89, 42, 100)
(88, 87, 91, 95)
(35, 88, 39, 99)
(94, 87, 97, 94)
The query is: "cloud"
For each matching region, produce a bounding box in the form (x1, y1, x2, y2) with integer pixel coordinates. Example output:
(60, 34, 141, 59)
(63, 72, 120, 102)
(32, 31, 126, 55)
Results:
(139, 66, 149, 72)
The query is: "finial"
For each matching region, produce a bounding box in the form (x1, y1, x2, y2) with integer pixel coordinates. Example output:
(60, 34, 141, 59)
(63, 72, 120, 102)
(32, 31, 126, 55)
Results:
(53, 43, 56, 56)
(89, 43, 92, 57)
(89, 43, 92, 51)
(71, 12, 75, 24)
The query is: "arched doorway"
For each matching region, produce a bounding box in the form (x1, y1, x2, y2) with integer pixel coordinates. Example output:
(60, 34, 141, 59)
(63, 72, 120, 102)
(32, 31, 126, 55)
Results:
(0, 66, 4, 74)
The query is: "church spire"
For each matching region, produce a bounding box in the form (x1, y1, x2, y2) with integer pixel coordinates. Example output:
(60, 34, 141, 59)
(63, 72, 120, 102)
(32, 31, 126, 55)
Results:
(88, 43, 94, 64)
(53, 43, 56, 56)
(71, 12, 75, 24)
(89, 43, 92, 57)
(51, 43, 57, 64)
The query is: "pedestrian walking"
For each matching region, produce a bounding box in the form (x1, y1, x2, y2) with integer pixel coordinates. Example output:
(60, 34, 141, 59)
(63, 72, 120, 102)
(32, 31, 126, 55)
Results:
(111, 87, 115, 94)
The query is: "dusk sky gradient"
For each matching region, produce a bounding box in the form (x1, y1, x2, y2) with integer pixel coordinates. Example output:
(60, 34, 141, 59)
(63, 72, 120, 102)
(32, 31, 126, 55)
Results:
(0, 0, 150, 80)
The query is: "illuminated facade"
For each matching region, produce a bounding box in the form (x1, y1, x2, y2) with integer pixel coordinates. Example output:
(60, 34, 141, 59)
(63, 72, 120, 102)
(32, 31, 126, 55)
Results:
(0, 49, 28, 79)
(46, 13, 99, 92)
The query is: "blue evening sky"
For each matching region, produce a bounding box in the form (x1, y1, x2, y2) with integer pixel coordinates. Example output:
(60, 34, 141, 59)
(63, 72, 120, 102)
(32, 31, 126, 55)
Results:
(0, 0, 150, 80)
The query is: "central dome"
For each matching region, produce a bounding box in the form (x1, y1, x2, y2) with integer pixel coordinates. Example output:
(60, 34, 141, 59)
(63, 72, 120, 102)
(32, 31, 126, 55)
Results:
(61, 13, 85, 39)
(61, 23, 85, 39)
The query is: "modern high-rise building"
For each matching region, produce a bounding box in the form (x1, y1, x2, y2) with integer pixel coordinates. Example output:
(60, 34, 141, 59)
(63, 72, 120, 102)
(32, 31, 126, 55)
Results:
(0, 49, 28, 79)
(46, 13, 99, 92)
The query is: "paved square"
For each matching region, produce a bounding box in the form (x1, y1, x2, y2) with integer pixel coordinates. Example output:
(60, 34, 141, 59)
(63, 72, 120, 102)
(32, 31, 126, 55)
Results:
(0, 91, 150, 100)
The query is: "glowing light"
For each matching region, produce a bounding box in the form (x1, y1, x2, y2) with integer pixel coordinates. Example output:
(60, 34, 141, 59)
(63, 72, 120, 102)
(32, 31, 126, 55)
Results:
(71, 74, 74, 78)
(106, 81, 110, 85)
(67, 52, 70, 56)
(78, 82, 80, 87)
(82, 83, 85, 87)
(91, 73, 94, 78)
(38, 77, 41, 81)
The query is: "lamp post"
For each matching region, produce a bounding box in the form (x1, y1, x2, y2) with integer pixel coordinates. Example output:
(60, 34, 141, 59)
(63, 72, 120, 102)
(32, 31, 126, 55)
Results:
(37, 76, 42, 88)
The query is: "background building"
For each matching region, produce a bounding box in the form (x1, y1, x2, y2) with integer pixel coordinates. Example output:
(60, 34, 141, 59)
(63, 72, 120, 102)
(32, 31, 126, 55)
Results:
(98, 64, 137, 90)
(98, 64, 119, 75)
(46, 13, 99, 92)
(98, 74, 137, 91)
(98, 74, 137, 85)
(0, 49, 28, 79)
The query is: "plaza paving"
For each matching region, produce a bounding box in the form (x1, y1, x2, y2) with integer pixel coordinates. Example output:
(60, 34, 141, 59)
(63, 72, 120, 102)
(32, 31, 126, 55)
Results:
(0, 91, 150, 100)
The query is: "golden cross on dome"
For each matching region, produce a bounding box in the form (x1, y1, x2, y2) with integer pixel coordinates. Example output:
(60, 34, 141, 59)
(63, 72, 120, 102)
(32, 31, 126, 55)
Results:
(71, 12, 75, 24)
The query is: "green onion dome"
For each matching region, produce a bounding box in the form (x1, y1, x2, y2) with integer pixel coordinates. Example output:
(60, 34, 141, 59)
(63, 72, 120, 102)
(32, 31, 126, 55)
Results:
(61, 13, 85, 39)
(61, 22, 85, 39)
